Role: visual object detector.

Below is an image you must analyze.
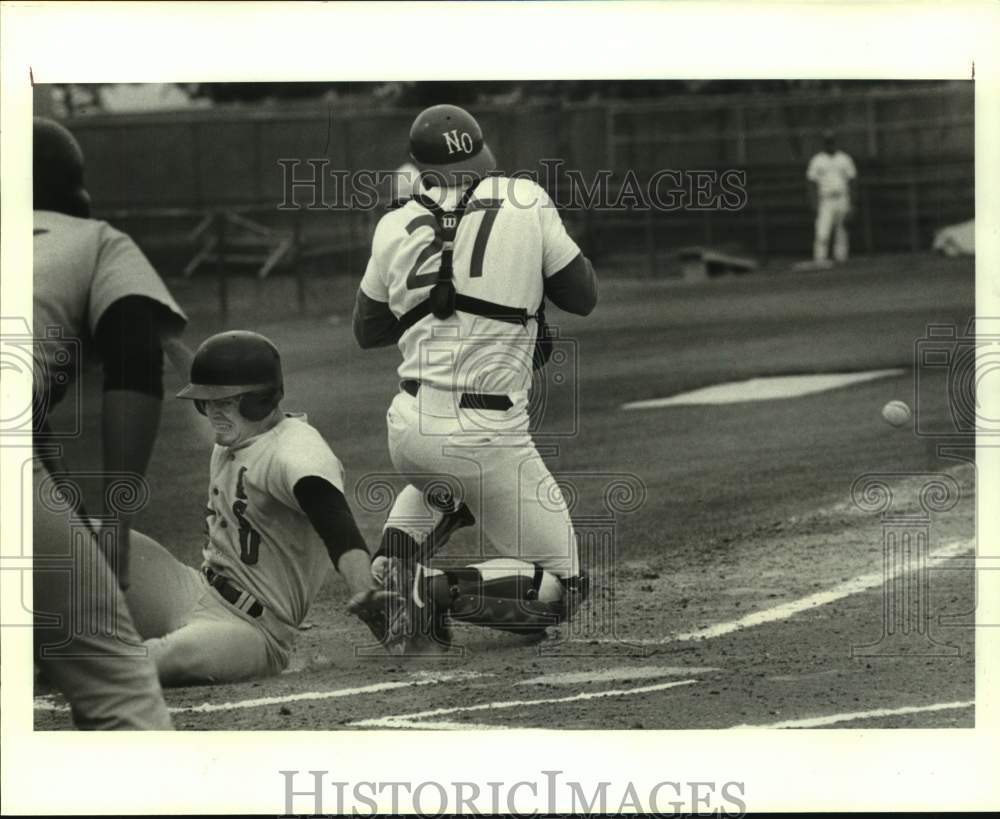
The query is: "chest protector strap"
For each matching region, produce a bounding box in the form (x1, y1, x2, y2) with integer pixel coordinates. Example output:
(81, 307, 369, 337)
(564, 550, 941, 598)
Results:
(397, 182, 535, 334)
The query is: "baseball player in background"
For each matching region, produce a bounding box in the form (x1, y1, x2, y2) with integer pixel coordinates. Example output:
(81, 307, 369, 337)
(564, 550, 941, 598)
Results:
(807, 129, 858, 264)
(353, 104, 597, 654)
(122, 331, 394, 685)
(32, 117, 186, 729)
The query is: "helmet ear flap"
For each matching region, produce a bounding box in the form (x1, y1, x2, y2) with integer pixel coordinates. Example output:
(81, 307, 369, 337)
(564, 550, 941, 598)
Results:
(238, 387, 282, 422)
(68, 187, 92, 219)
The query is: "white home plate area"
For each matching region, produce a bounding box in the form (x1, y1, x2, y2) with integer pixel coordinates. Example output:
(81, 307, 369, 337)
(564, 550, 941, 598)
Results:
(622, 369, 905, 410)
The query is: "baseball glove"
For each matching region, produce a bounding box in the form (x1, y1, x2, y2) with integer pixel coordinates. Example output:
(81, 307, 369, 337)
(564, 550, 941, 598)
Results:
(347, 588, 404, 646)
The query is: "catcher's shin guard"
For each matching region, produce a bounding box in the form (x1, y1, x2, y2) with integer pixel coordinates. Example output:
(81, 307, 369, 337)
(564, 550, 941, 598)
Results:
(404, 568, 456, 654)
(446, 569, 590, 636)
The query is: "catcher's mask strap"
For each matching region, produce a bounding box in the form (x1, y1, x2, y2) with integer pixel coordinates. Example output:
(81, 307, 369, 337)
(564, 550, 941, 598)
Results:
(416, 182, 479, 320)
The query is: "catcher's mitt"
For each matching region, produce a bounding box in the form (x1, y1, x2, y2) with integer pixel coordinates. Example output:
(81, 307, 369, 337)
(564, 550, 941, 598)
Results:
(347, 588, 404, 647)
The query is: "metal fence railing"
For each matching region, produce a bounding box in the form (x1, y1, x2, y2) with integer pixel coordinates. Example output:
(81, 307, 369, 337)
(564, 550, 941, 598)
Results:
(76, 82, 972, 294)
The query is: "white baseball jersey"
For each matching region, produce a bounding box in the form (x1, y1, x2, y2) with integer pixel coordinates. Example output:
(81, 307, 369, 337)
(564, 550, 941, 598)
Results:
(202, 413, 345, 629)
(33, 210, 186, 400)
(806, 150, 857, 197)
(360, 176, 580, 395)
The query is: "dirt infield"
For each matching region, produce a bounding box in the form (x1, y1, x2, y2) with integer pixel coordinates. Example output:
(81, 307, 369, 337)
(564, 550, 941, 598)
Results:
(35, 253, 976, 730)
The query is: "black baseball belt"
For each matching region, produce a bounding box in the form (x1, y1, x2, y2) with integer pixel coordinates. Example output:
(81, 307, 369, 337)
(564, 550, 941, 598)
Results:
(401, 379, 512, 412)
(203, 566, 264, 618)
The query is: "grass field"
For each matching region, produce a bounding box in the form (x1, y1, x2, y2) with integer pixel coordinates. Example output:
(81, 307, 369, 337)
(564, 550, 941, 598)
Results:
(36, 252, 976, 730)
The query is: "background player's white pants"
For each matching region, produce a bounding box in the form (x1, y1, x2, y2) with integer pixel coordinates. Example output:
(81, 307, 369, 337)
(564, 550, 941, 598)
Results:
(124, 532, 291, 686)
(383, 388, 580, 579)
(33, 466, 172, 730)
(813, 194, 851, 262)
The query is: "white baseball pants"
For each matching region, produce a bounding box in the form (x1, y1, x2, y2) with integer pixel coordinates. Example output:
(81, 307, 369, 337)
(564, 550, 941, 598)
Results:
(814, 193, 851, 262)
(382, 386, 580, 579)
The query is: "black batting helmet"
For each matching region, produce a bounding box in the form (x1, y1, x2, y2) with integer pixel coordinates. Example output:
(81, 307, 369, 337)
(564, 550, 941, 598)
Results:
(408, 104, 496, 185)
(176, 331, 284, 421)
(33, 117, 92, 218)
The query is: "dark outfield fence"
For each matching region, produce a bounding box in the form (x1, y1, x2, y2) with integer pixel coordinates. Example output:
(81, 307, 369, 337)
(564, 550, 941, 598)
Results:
(67, 82, 973, 280)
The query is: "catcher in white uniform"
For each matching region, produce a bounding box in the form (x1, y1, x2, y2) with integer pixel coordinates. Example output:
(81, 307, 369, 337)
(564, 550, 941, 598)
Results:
(353, 104, 598, 653)
(123, 331, 393, 685)
(807, 129, 858, 263)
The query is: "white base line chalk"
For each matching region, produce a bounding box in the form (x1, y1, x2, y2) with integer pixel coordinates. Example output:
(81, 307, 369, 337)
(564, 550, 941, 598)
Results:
(730, 700, 974, 729)
(622, 369, 905, 410)
(597, 537, 973, 646)
(34, 670, 484, 715)
(518, 666, 717, 686)
(350, 678, 698, 728)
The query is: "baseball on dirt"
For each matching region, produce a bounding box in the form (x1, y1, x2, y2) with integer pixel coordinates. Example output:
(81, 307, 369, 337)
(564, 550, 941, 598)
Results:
(881, 399, 912, 427)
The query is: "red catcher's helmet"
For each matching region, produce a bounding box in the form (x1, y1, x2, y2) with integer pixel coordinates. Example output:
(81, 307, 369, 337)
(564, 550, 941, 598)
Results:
(408, 104, 496, 185)
(176, 331, 283, 421)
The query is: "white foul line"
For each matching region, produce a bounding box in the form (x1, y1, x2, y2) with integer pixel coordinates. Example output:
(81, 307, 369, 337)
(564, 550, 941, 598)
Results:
(730, 700, 974, 729)
(621, 369, 906, 410)
(518, 665, 718, 686)
(350, 678, 698, 728)
(34, 670, 484, 716)
(611, 537, 974, 646)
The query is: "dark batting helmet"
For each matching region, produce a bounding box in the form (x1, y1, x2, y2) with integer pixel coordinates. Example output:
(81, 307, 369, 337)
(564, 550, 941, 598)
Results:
(33, 117, 92, 218)
(176, 331, 284, 421)
(408, 104, 496, 185)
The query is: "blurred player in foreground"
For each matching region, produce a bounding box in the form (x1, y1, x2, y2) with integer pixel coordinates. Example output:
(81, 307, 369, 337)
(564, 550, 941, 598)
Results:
(353, 104, 597, 654)
(32, 117, 186, 729)
(807, 129, 858, 264)
(123, 331, 395, 685)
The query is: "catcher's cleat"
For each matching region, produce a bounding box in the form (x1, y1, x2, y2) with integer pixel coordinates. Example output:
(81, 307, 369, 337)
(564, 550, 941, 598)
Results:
(444, 501, 476, 532)
(423, 502, 475, 559)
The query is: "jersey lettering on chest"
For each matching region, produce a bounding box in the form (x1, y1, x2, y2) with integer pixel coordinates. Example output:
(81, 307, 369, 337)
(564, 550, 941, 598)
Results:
(231, 465, 263, 565)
